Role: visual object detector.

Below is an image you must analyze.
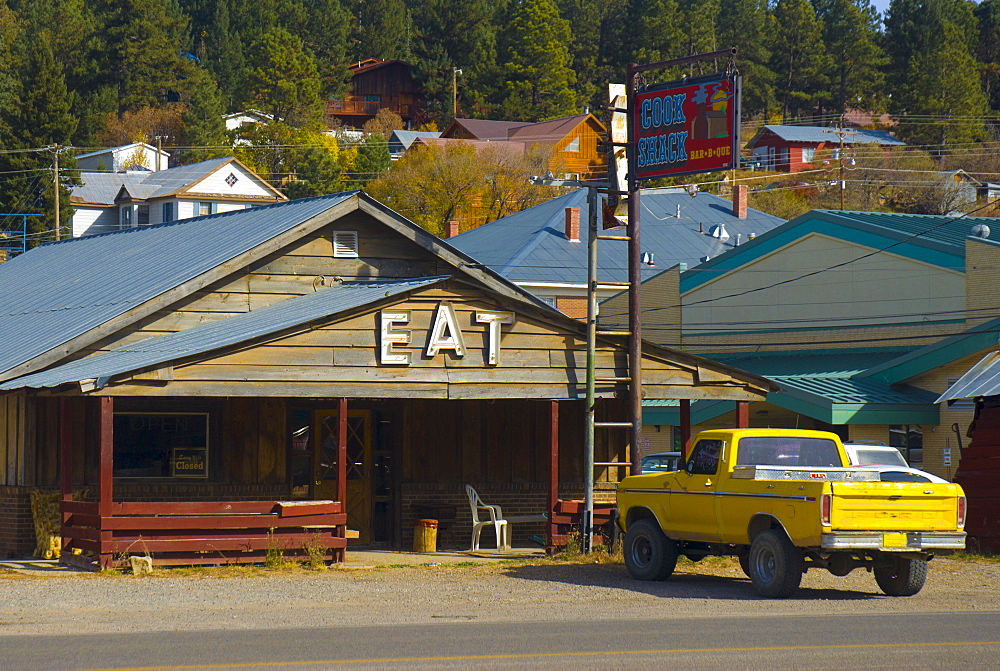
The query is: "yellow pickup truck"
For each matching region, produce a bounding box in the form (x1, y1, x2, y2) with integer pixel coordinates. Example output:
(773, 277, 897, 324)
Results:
(617, 429, 966, 598)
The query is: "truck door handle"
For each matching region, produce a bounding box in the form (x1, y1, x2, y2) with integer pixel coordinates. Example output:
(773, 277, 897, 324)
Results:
(704, 479, 712, 486)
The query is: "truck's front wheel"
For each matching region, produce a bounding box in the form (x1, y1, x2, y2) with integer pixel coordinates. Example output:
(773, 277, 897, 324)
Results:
(748, 529, 803, 598)
(623, 519, 678, 581)
(874, 555, 928, 596)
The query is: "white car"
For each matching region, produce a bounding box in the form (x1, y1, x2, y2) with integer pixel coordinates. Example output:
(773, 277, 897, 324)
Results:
(842, 442, 908, 467)
(862, 466, 949, 484)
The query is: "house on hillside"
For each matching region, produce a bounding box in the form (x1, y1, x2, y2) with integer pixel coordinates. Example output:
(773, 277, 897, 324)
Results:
(601, 208, 1000, 470)
(439, 115, 607, 180)
(76, 143, 170, 173)
(223, 110, 273, 131)
(449, 185, 785, 318)
(0, 191, 773, 565)
(745, 125, 906, 172)
(388, 130, 441, 159)
(326, 59, 424, 129)
(70, 156, 286, 238)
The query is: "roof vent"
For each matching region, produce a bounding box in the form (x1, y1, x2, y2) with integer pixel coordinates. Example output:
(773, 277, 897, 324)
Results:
(332, 231, 359, 258)
(971, 223, 991, 239)
(642, 252, 655, 266)
(709, 223, 730, 241)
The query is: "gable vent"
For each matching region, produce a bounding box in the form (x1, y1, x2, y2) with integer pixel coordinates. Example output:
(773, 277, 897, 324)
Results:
(332, 231, 359, 258)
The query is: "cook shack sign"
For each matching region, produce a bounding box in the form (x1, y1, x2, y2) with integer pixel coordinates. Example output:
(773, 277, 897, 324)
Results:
(634, 72, 741, 180)
(379, 303, 514, 366)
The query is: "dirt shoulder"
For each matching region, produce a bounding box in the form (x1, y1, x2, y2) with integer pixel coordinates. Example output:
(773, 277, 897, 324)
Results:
(1, 556, 999, 637)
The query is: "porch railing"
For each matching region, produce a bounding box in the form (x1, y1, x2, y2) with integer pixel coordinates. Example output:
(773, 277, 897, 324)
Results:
(60, 499, 347, 569)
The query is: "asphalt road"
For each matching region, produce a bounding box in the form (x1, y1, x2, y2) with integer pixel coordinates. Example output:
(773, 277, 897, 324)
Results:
(3, 611, 999, 670)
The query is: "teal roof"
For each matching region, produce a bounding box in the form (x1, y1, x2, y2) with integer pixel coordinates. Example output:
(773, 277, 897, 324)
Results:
(681, 209, 999, 293)
(644, 349, 940, 425)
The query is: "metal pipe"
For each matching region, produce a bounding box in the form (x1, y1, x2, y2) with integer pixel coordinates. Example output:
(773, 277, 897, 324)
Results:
(584, 185, 598, 554)
(626, 63, 643, 477)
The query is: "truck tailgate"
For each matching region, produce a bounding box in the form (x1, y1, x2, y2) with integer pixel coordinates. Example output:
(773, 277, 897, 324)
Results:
(830, 482, 962, 532)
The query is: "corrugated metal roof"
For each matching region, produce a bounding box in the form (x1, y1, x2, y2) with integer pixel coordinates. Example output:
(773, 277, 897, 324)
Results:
(449, 188, 786, 284)
(711, 350, 937, 405)
(831, 210, 1000, 248)
(70, 157, 243, 206)
(0, 277, 446, 391)
(507, 114, 599, 144)
(70, 172, 149, 206)
(0, 192, 357, 381)
(389, 131, 441, 153)
(936, 351, 1000, 401)
(750, 125, 906, 146)
(447, 118, 533, 140)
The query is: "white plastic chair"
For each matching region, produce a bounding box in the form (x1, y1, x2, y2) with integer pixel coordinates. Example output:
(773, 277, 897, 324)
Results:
(465, 484, 509, 551)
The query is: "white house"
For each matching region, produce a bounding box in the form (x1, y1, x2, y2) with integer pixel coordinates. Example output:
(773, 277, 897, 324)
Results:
(70, 156, 287, 238)
(223, 110, 273, 131)
(75, 143, 170, 173)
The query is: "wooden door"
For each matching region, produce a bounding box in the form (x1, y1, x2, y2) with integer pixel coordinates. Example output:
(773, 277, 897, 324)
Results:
(314, 410, 372, 544)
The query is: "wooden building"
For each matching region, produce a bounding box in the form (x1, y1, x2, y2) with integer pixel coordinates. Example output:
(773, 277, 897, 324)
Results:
(0, 192, 774, 568)
(326, 59, 424, 129)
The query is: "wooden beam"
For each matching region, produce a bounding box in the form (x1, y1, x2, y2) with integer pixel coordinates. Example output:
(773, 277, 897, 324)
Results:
(336, 397, 348, 563)
(737, 400, 750, 428)
(98, 396, 114, 568)
(60, 398, 72, 501)
(547, 400, 559, 555)
(680, 399, 691, 459)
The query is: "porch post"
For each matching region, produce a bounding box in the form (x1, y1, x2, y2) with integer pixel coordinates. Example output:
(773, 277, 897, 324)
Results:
(736, 401, 750, 428)
(98, 396, 114, 569)
(547, 400, 559, 555)
(336, 397, 348, 562)
(59, 398, 73, 556)
(679, 399, 691, 459)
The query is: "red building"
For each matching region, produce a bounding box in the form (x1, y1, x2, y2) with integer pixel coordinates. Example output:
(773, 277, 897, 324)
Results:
(326, 59, 425, 130)
(744, 125, 906, 173)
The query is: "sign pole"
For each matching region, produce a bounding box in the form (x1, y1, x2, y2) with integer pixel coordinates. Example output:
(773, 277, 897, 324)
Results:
(626, 63, 643, 476)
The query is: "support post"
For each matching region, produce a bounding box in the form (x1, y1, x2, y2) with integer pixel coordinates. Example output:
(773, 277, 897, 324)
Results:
(736, 401, 750, 428)
(680, 399, 691, 459)
(336, 397, 348, 562)
(98, 396, 114, 569)
(583, 186, 598, 554)
(626, 63, 643, 477)
(59, 398, 73, 558)
(547, 400, 559, 555)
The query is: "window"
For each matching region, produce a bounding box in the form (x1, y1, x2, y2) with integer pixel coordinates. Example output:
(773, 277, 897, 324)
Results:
(137, 205, 150, 226)
(332, 230, 359, 258)
(687, 439, 723, 475)
(197, 202, 213, 216)
(801, 147, 816, 163)
(890, 425, 923, 468)
(120, 207, 132, 228)
(113, 413, 209, 478)
(564, 136, 580, 152)
(737, 436, 841, 468)
(162, 202, 174, 222)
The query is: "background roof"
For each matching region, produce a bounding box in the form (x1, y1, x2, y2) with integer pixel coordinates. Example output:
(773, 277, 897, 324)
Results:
(748, 125, 907, 147)
(449, 188, 786, 284)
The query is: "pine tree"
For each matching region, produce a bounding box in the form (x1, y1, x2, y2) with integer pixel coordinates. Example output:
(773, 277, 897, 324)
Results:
(716, 0, 776, 117)
(346, 0, 412, 62)
(497, 0, 577, 121)
(771, 0, 830, 121)
(976, 0, 1000, 110)
(813, 0, 887, 115)
(350, 135, 391, 188)
(284, 129, 344, 199)
(176, 68, 231, 163)
(245, 27, 324, 125)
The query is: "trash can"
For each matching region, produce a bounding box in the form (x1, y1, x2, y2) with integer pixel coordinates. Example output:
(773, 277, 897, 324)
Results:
(413, 519, 438, 553)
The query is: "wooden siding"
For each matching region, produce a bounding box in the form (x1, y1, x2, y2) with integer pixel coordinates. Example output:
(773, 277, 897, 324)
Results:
(0, 392, 29, 486)
(554, 117, 606, 179)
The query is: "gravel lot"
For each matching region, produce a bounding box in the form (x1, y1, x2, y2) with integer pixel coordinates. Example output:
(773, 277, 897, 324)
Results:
(2, 554, 999, 637)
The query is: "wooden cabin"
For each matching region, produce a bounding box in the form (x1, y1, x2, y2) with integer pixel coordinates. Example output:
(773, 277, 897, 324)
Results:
(0, 192, 774, 568)
(327, 59, 424, 129)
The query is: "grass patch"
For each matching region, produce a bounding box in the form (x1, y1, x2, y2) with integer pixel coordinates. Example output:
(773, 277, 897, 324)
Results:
(948, 551, 1000, 565)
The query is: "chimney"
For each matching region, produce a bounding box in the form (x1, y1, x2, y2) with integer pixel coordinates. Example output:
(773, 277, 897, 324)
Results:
(446, 220, 460, 238)
(733, 184, 748, 219)
(565, 207, 580, 242)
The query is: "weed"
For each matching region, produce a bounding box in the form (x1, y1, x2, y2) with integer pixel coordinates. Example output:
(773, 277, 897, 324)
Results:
(264, 529, 287, 569)
(950, 551, 1000, 565)
(302, 533, 329, 570)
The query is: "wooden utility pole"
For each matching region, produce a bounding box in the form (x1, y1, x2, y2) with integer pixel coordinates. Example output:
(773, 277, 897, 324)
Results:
(52, 145, 61, 241)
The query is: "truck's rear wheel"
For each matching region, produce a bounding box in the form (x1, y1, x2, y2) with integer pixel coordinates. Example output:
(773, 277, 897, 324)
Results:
(748, 529, 803, 598)
(623, 519, 678, 581)
(874, 555, 928, 596)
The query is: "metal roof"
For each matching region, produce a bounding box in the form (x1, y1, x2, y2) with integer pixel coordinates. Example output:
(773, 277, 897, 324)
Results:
(449, 188, 786, 284)
(936, 351, 1000, 401)
(830, 210, 1000, 248)
(388, 131, 441, 154)
(0, 277, 446, 391)
(71, 172, 149, 206)
(0, 192, 357, 381)
(747, 125, 907, 147)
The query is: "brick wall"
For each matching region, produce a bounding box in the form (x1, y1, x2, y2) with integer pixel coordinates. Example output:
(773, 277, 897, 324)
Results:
(556, 296, 587, 320)
(965, 238, 1000, 329)
(0, 486, 39, 557)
